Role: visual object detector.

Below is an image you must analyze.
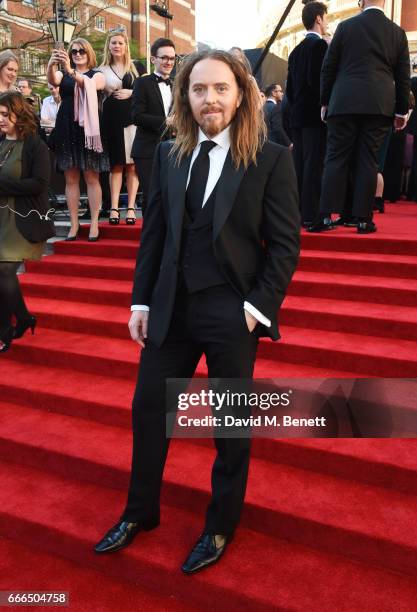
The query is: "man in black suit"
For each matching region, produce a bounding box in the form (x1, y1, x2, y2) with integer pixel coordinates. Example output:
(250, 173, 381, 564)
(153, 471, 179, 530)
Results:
(94, 50, 300, 573)
(286, 1, 329, 226)
(309, 0, 410, 233)
(264, 83, 291, 147)
(131, 38, 175, 217)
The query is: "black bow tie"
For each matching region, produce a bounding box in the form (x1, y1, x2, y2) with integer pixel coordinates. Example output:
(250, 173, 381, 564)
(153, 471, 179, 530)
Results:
(155, 75, 171, 86)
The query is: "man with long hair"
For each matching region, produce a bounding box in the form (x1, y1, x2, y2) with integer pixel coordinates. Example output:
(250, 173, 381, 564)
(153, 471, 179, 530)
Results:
(94, 50, 300, 573)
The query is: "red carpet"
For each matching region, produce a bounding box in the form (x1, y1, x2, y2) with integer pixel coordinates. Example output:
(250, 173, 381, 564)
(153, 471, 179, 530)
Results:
(1, 202, 417, 610)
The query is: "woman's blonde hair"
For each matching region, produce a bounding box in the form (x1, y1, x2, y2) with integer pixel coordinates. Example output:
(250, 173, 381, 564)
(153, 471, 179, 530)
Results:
(0, 50, 19, 75)
(100, 29, 138, 78)
(68, 38, 97, 70)
(170, 49, 267, 169)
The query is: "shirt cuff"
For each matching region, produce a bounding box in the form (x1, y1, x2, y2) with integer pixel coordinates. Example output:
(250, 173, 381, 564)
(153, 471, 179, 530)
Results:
(244, 301, 271, 328)
(131, 305, 150, 312)
(395, 114, 407, 118)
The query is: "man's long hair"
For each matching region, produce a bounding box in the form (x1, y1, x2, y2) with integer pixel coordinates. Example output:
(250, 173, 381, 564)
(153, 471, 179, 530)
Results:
(170, 49, 267, 169)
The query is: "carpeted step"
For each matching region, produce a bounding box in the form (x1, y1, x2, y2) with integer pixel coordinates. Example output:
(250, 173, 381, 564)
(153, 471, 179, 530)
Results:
(272, 326, 417, 377)
(0, 536, 190, 612)
(77, 222, 142, 241)
(1, 401, 417, 576)
(298, 250, 417, 279)
(2, 459, 417, 612)
(18, 294, 417, 344)
(54, 239, 140, 260)
(26, 255, 135, 281)
(281, 295, 417, 340)
(20, 269, 417, 313)
(3, 325, 357, 379)
(6, 324, 417, 377)
(21, 273, 133, 308)
(289, 271, 417, 307)
(1, 365, 416, 493)
(0, 359, 357, 430)
(301, 229, 417, 257)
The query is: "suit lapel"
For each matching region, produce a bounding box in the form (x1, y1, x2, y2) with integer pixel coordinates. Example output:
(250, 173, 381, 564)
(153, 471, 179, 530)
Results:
(168, 151, 192, 254)
(152, 74, 166, 115)
(213, 151, 245, 241)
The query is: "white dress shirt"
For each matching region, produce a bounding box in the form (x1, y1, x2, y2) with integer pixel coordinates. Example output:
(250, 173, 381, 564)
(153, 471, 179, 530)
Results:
(40, 95, 61, 125)
(132, 126, 271, 328)
(154, 71, 172, 117)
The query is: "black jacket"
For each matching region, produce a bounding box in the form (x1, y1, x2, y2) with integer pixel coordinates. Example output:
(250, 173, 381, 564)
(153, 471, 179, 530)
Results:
(286, 33, 328, 128)
(0, 135, 54, 243)
(131, 73, 172, 159)
(321, 9, 410, 118)
(264, 102, 291, 146)
(131, 140, 300, 347)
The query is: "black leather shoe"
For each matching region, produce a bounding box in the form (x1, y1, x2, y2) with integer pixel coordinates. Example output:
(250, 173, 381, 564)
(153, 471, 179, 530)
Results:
(331, 216, 357, 227)
(306, 217, 334, 233)
(181, 533, 228, 574)
(94, 521, 142, 554)
(357, 221, 377, 234)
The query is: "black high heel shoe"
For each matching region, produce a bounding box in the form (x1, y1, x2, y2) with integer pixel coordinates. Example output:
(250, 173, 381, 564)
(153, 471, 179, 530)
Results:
(0, 326, 14, 353)
(126, 208, 136, 225)
(65, 224, 80, 241)
(13, 315, 37, 340)
(109, 209, 120, 225)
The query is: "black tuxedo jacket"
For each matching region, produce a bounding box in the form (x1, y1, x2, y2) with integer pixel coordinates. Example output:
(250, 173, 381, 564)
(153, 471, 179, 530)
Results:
(131, 140, 300, 347)
(264, 102, 291, 146)
(321, 9, 410, 118)
(131, 73, 172, 159)
(286, 33, 328, 128)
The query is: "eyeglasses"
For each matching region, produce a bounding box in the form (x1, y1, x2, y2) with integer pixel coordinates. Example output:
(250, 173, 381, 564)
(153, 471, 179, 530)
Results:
(156, 55, 176, 63)
(71, 48, 87, 56)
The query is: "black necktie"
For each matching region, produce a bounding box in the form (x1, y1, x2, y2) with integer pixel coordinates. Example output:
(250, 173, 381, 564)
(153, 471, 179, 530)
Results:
(156, 75, 171, 86)
(185, 141, 217, 220)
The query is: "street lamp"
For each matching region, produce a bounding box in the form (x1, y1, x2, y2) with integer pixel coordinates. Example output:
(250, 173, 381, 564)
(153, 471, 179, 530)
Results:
(47, 0, 76, 45)
(150, 1, 173, 20)
(145, 0, 174, 72)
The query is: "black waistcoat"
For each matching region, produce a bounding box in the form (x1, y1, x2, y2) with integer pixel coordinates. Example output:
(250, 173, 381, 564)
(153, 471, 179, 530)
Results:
(179, 187, 227, 293)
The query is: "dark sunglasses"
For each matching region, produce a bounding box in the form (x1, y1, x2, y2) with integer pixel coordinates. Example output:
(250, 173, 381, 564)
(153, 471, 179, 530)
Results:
(71, 48, 87, 56)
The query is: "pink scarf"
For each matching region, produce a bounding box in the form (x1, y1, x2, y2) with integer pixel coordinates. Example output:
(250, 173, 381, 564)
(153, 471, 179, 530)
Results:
(74, 73, 103, 153)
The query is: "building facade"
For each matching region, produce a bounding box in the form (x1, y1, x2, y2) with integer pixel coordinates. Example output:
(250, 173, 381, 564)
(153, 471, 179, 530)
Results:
(0, 0, 196, 77)
(256, 0, 417, 62)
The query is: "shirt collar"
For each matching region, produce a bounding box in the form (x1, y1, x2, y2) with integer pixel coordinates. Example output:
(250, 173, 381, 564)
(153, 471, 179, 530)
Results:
(363, 6, 385, 12)
(197, 125, 231, 151)
(154, 71, 170, 80)
(305, 31, 322, 38)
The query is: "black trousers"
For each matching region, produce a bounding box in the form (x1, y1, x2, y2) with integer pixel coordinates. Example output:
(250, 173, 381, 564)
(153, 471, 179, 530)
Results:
(0, 262, 29, 331)
(408, 136, 417, 201)
(292, 124, 326, 223)
(320, 114, 392, 218)
(121, 284, 259, 535)
(133, 157, 154, 218)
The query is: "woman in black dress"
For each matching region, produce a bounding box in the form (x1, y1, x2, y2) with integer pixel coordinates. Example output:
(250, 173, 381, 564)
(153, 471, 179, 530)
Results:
(47, 38, 109, 241)
(100, 29, 145, 225)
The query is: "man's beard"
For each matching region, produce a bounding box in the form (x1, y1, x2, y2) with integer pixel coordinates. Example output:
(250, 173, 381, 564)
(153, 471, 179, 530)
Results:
(200, 113, 225, 137)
